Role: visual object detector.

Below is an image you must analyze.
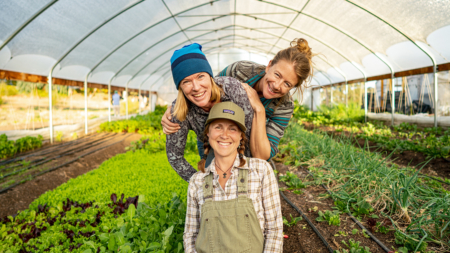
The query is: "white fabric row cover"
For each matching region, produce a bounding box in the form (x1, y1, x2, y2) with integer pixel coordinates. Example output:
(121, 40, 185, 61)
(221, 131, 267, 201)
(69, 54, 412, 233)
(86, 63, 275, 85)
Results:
(0, 0, 449, 92)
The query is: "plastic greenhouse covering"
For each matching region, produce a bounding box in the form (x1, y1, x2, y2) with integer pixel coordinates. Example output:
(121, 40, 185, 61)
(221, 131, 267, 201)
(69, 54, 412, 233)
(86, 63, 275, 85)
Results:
(0, 0, 449, 129)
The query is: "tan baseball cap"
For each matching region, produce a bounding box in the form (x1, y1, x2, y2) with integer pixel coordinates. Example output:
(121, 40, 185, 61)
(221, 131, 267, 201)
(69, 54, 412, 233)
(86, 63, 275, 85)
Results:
(205, 101, 246, 132)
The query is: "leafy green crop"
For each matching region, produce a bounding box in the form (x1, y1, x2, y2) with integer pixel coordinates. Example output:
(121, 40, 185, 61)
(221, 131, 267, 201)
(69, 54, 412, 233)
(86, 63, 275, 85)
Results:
(336, 239, 371, 253)
(277, 122, 449, 251)
(279, 171, 307, 190)
(0, 134, 43, 159)
(0, 150, 199, 252)
(316, 210, 341, 226)
(99, 105, 167, 133)
(283, 214, 303, 227)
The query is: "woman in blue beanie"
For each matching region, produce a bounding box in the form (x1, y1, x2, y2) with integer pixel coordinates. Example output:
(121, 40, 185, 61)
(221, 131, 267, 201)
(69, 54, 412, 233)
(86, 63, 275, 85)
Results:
(166, 43, 255, 182)
(166, 39, 314, 182)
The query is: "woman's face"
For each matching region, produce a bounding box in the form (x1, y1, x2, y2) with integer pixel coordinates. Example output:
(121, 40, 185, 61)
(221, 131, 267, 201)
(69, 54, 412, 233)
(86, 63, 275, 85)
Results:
(179, 72, 212, 109)
(259, 59, 298, 100)
(207, 119, 242, 159)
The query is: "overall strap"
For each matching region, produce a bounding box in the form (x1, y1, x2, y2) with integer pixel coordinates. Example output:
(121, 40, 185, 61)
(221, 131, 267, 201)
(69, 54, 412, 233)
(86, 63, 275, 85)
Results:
(237, 158, 251, 196)
(203, 173, 213, 200)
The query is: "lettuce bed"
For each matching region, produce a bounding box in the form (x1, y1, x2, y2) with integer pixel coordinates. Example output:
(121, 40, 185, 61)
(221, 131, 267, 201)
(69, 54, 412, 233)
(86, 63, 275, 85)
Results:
(1, 151, 199, 252)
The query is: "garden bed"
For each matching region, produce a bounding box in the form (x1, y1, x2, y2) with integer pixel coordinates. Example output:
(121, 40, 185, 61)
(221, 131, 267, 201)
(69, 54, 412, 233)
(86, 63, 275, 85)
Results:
(302, 122, 450, 180)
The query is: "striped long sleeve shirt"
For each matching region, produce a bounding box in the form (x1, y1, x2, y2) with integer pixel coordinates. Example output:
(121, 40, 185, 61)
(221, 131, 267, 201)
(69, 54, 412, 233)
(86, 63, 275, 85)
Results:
(217, 60, 294, 159)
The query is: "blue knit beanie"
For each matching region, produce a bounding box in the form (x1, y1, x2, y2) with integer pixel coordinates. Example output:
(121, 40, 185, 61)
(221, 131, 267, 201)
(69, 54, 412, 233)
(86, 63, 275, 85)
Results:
(170, 43, 213, 89)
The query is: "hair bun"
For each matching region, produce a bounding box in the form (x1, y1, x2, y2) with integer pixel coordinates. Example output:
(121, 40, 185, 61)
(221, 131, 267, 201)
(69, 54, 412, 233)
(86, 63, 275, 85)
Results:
(291, 38, 312, 60)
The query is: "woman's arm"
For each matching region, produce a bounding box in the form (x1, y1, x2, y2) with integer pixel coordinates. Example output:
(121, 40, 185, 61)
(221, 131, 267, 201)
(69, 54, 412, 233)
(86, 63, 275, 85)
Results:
(261, 162, 283, 252)
(183, 178, 200, 253)
(240, 83, 271, 160)
(166, 107, 197, 182)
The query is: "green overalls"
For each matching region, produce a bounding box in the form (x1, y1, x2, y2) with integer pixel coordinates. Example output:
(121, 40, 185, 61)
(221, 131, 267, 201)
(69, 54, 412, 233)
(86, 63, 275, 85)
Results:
(195, 167, 265, 253)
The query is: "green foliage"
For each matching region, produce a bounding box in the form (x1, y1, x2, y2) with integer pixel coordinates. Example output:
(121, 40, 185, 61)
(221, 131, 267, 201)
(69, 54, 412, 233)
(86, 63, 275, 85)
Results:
(1, 150, 199, 252)
(335, 239, 371, 253)
(279, 171, 307, 190)
(100, 105, 167, 133)
(293, 101, 364, 125)
(394, 231, 428, 253)
(351, 200, 374, 218)
(56, 131, 64, 142)
(292, 103, 450, 159)
(316, 210, 341, 226)
(0, 96, 3, 105)
(97, 194, 186, 253)
(0, 82, 19, 96)
(0, 134, 43, 159)
(283, 214, 302, 227)
(126, 129, 197, 155)
(277, 122, 450, 250)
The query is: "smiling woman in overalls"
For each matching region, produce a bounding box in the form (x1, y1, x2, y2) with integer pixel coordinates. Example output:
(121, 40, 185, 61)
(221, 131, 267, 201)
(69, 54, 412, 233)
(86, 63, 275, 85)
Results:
(183, 101, 283, 253)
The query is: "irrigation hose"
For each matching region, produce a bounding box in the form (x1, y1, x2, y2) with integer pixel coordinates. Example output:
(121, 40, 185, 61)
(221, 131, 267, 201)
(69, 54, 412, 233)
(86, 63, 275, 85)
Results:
(0, 134, 131, 195)
(279, 190, 335, 253)
(302, 166, 391, 253)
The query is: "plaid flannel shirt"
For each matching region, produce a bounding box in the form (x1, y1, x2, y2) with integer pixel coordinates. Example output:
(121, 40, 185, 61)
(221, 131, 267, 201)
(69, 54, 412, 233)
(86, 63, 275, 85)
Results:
(183, 155, 283, 253)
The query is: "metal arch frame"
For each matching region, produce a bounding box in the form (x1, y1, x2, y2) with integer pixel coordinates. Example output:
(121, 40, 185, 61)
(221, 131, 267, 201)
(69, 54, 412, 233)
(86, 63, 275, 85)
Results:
(266, 0, 310, 54)
(0, 0, 58, 51)
(142, 42, 275, 97)
(257, 0, 398, 122)
(126, 14, 364, 92)
(88, 1, 220, 76)
(80, 1, 222, 125)
(129, 30, 278, 89)
(47, 0, 146, 142)
(233, 0, 237, 47)
(344, 0, 438, 126)
(316, 71, 333, 104)
(137, 40, 274, 95)
(161, 0, 192, 44)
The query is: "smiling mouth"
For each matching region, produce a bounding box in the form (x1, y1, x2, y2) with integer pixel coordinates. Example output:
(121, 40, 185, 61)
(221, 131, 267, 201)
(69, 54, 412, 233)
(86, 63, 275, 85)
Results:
(268, 83, 278, 94)
(192, 91, 206, 98)
(217, 141, 232, 147)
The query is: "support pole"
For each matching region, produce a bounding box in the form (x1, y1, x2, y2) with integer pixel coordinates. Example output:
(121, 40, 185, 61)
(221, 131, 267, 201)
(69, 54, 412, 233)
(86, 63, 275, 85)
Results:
(433, 67, 438, 128)
(330, 84, 333, 105)
(138, 86, 141, 115)
(48, 71, 53, 143)
(311, 88, 314, 110)
(345, 82, 348, 107)
(391, 77, 395, 126)
(108, 75, 115, 120)
(364, 80, 368, 123)
(108, 78, 111, 122)
(125, 81, 129, 119)
(84, 75, 88, 135)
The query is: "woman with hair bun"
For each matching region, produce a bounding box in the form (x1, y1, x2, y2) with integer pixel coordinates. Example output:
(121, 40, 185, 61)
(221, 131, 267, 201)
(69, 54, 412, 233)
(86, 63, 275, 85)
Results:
(163, 38, 314, 166)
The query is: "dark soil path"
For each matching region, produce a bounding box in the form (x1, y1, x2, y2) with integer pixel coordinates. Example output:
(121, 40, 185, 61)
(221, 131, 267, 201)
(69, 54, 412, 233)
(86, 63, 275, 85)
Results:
(0, 132, 141, 218)
(302, 122, 450, 180)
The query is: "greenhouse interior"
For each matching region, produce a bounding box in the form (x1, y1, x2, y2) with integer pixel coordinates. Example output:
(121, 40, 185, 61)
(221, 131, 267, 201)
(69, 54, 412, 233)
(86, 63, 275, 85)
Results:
(0, 0, 449, 252)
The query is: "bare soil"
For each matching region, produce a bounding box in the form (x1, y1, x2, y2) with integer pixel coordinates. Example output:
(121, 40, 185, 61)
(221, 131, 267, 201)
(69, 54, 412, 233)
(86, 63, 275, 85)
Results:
(0, 132, 141, 218)
(302, 122, 450, 180)
(277, 163, 397, 253)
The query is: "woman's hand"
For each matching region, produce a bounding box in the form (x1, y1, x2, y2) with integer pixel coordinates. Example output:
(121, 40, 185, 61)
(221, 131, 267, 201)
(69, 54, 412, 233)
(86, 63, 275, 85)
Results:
(241, 82, 264, 113)
(161, 105, 181, 134)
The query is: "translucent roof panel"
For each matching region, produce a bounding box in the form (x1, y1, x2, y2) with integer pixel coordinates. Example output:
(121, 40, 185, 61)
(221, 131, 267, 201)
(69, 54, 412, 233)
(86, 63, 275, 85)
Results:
(0, 0, 448, 91)
(0, 0, 52, 42)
